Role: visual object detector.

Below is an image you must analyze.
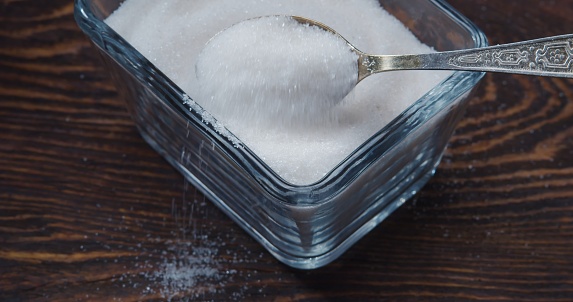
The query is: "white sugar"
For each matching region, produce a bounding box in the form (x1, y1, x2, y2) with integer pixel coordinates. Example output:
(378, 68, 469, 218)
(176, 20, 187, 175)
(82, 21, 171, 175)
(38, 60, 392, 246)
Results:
(195, 16, 358, 127)
(106, 0, 450, 185)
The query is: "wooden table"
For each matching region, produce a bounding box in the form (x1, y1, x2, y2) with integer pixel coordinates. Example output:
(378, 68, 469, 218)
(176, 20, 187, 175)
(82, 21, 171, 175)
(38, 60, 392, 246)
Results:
(1, 0, 572, 301)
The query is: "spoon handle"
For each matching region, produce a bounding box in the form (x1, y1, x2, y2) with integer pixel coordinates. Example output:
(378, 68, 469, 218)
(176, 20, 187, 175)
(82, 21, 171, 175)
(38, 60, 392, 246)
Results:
(363, 34, 573, 79)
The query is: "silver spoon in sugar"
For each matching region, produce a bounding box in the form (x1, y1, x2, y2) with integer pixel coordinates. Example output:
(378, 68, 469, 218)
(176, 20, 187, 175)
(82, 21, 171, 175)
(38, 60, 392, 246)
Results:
(195, 15, 572, 123)
(194, 15, 359, 125)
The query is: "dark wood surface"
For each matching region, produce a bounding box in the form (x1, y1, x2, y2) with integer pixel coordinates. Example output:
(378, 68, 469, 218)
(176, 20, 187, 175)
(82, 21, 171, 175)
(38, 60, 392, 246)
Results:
(1, 0, 573, 301)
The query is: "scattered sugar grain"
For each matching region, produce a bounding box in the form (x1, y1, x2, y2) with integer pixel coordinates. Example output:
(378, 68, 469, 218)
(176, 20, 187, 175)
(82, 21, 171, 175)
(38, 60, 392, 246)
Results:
(107, 183, 262, 301)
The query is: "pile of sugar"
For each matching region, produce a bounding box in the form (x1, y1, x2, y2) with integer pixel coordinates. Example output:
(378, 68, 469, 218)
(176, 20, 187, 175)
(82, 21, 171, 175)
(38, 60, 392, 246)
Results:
(195, 15, 358, 127)
(106, 0, 449, 185)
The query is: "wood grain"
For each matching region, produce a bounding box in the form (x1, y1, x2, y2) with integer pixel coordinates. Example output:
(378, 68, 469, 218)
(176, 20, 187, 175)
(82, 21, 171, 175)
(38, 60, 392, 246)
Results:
(1, 0, 573, 301)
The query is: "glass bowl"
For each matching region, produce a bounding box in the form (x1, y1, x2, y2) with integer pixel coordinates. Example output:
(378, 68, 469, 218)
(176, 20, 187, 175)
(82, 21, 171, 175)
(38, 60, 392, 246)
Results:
(74, 0, 487, 269)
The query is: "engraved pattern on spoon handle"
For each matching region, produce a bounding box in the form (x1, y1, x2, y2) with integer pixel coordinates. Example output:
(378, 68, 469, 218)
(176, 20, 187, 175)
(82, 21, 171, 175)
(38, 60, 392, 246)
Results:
(362, 34, 573, 79)
(438, 34, 573, 77)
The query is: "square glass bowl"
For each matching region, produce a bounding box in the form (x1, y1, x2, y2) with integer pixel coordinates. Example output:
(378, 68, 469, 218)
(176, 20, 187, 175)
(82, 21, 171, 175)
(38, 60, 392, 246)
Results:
(75, 0, 487, 269)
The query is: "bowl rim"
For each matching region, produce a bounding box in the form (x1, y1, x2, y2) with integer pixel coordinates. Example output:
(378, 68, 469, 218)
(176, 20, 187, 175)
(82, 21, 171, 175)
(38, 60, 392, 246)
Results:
(74, 0, 488, 205)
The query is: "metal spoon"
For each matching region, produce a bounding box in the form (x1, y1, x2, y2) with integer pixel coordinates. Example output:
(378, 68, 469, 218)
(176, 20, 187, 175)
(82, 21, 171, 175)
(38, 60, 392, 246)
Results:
(291, 16, 573, 82)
